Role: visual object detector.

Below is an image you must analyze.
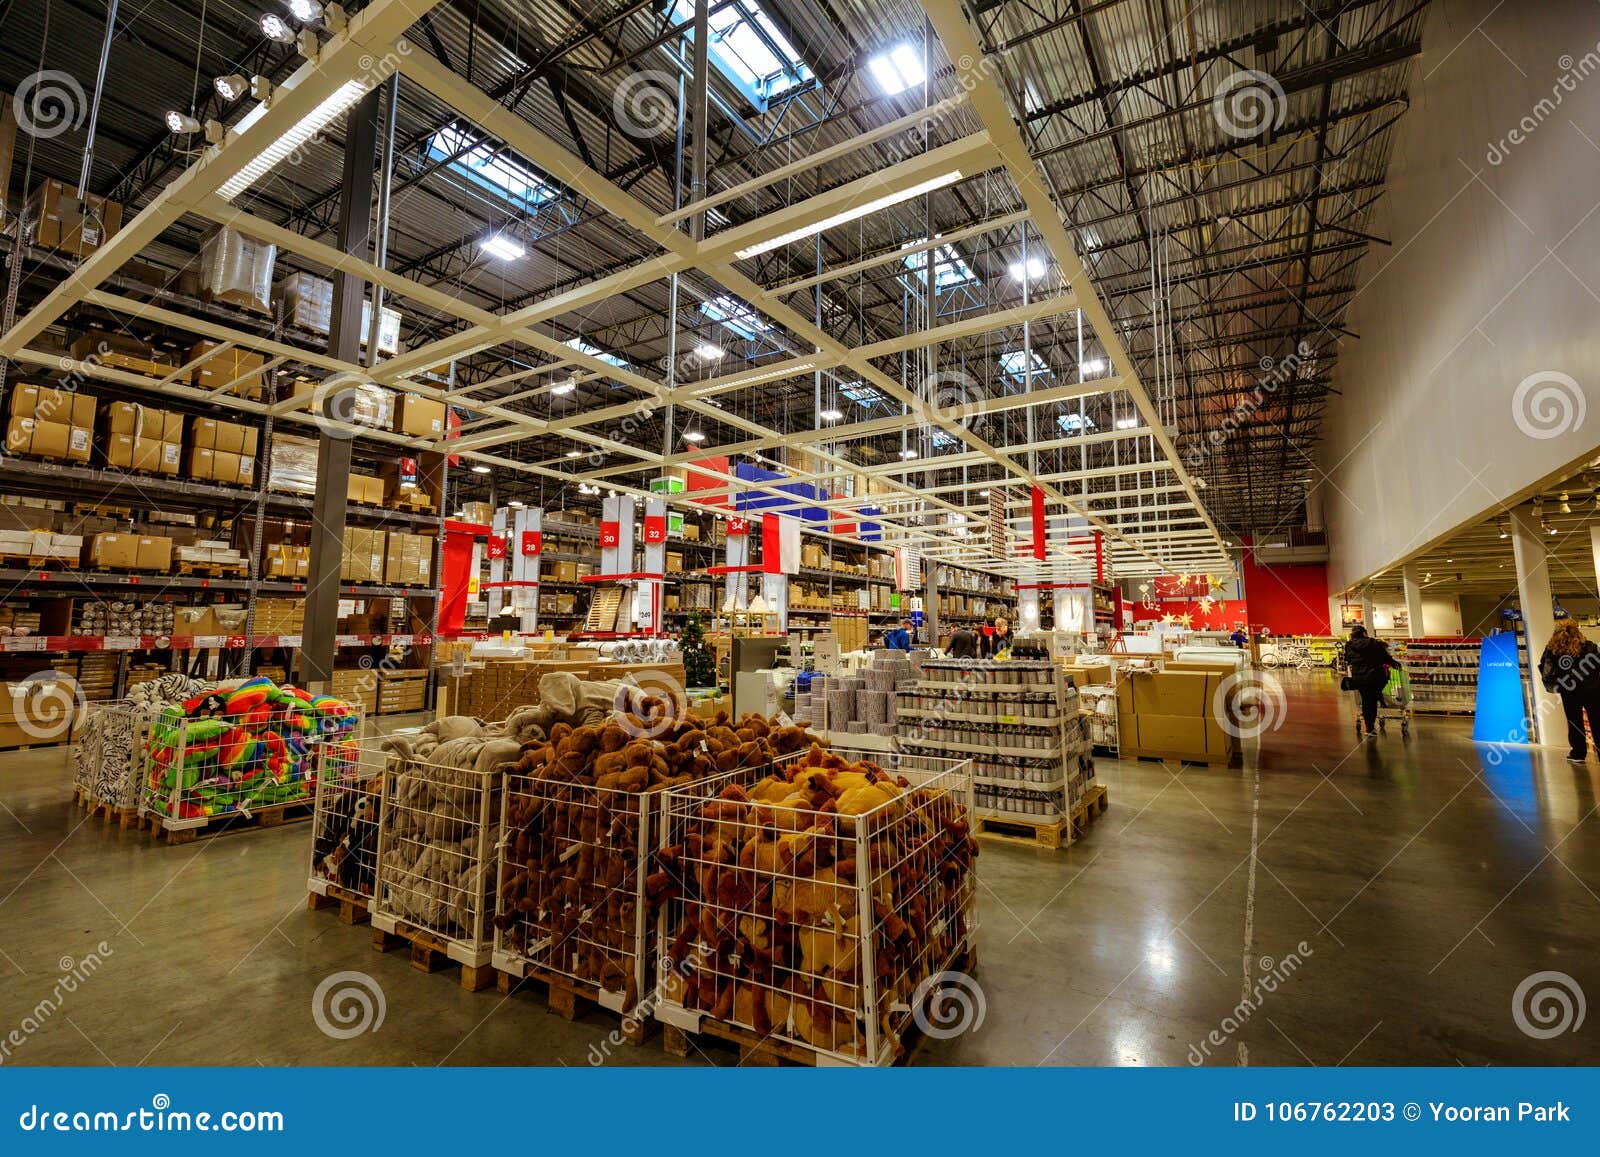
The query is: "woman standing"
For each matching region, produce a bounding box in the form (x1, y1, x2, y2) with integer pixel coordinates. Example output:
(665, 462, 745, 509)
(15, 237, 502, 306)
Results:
(1538, 620, 1600, 763)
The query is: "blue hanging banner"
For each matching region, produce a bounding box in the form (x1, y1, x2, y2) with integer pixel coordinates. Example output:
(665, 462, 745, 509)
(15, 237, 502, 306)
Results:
(1473, 631, 1529, 744)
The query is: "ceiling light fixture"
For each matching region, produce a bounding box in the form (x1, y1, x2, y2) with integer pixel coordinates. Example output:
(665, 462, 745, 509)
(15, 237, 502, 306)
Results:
(733, 172, 964, 259)
(683, 431, 707, 443)
(1080, 358, 1107, 375)
(1114, 416, 1138, 430)
(480, 232, 526, 261)
(471, 465, 491, 475)
(819, 408, 843, 421)
(213, 74, 249, 102)
(549, 379, 576, 396)
(565, 449, 582, 458)
(695, 342, 725, 361)
(691, 361, 815, 395)
(259, 13, 297, 42)
(287, 0, 325, 19)
(217, 79, 366, 200)
(899, 448, 918, 459)
(165, 110, 201, 134)
(507, 500, 524, 508)
(1009, 256, 1045, 281)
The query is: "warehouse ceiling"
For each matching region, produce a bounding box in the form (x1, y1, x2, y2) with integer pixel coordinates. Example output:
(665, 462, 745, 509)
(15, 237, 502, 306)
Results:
(0, 0, 1428, 579)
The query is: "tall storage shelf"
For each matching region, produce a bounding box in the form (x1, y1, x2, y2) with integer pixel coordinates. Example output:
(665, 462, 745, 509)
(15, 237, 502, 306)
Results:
(1398, 638, 1481, 715)
(896, 659, 1093, 845)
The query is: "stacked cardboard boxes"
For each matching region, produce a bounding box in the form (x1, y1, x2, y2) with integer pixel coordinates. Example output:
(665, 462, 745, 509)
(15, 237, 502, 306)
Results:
(349, 475, 385, 505)
(85, 533, 173, 571)
(187, 341, 270, 398)
(395, 394, 447, 437)
(6, 385, 94, 464)
(341, 527, 387, 582)
(253, 599, 304, 635)
(383, 532, 433, 586)
(1114, 669, 1236, 766)
(377, 668, 428, 714)
(104, 401, 183, 476)
(174, 541, 248, 573)
(187, 418, 259, 487)
(329, 669, 377, 717)
(28, 178, 123, 257)
(264, 543, 310, 578)
(274, 272, 403, 355)
(0, 529, 81, 562)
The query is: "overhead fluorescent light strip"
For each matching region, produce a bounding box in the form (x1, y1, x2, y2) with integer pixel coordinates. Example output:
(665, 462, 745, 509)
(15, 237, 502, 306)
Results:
(217, 80, 368, 202)
(734, 171, 964, 259)
(691, 360, 815, 395)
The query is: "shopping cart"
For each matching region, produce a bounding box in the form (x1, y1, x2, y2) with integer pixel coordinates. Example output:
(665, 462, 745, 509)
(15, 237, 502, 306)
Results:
(1343, 663, 1411, 738)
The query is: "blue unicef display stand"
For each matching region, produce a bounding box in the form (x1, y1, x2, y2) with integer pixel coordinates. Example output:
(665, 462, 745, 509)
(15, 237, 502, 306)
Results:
(1473, 631, 1530, 744)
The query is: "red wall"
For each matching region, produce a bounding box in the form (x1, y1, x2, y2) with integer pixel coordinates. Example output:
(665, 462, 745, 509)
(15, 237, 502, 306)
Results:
(1240, 545, 1331, 635)
(1129, 599, 1249, 630)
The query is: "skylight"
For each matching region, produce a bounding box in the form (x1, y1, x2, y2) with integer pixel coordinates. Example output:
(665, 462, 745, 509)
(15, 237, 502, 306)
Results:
(869, 43, 926, 96)
(701, 294, 771, 340)
(565, 337, 629, 370)
(840, 381, 885, 407)
(901, 242, 978, 290)
(1000, 349, 1049, 383)
(670, 0, 813, 108)
(428, 125, 555, 210)
(930, 430, 959, 448)
(1057, 413, 1096, 433)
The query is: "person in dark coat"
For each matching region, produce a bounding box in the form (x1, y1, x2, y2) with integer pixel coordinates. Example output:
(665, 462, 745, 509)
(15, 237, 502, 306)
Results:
(981, 617, 1012, 658)
(1539, 619, 1600, 762)
(945, 628, 980, 659)
(1343, 625, 1402, 738)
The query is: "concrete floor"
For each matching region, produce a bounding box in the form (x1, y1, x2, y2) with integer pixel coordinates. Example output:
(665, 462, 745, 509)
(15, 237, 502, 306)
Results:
(1, 671, 1597, 1066)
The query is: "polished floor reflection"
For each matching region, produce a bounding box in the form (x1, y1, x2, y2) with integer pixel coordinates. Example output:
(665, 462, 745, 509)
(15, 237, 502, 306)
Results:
(1, 672, 1597, 1066)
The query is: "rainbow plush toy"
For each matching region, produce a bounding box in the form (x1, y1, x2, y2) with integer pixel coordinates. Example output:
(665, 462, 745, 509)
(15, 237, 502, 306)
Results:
(143, 677, 359, 820)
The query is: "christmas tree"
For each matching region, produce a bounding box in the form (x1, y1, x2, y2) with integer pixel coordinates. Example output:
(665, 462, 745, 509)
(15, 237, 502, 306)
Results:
(679, 612, 717, 688)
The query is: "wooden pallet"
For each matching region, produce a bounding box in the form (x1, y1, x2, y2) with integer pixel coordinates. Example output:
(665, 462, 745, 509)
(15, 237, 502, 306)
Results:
(974, 812, 1070, 850)
(494, 957, 653, 1046)
(0, 552, 69, 568)
(307, 881, 372, 925)
(175, 562, 249, 578)
(1070, 783, 1108, 836)
(141, 797, 316, 843)
(371, 918, 494, 992)
(661, 946, 977, 1067)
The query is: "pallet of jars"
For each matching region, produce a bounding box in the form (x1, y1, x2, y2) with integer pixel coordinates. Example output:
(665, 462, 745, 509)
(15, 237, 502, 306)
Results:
(651, 746, 980, 1066)
(490, 708, 825, 1038)
(137, 676, 361, 844)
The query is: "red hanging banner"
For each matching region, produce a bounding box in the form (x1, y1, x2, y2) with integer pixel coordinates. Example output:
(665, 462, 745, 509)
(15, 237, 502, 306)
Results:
(485, 535, 507, 560)
(520, 530, 542, 556)
(599, 520, 621, 548)
(1031, 485, 1047, 560)
(643, 515, 667, 544)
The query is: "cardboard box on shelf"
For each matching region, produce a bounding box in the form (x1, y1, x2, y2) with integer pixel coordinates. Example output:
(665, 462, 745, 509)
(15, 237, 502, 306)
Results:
(135, 536, 173, 572)
(11, 384, 96, 427)
(29, 178, 123, 257)
(86, 533, 139, 570)
(186, 447, 215, 481)
(187, 341, 269, 396)
(350, 475, 385, 506)
(341, 527, 388, 583)
(395, 394, 447, 438)
(105, 434, 165, 474)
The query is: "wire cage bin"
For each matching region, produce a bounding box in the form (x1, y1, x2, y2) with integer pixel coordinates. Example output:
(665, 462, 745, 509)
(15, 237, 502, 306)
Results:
(654, 747, 979, 1066)
(370, 742, 503, 968)
(306, 731, 384, 907)
(73, 700, 153, 821)
(491, 773, 661, 1010)
(139, 688, 362, 833)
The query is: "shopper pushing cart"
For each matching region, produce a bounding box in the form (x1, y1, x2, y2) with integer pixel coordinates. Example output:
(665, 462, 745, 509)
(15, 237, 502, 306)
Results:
(1342, 626, 1408, 739)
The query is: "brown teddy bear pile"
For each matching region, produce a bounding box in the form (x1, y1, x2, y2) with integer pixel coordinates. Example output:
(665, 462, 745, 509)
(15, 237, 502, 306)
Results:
(654, 744, 978, 1061)
(493, 703, 820, 1007)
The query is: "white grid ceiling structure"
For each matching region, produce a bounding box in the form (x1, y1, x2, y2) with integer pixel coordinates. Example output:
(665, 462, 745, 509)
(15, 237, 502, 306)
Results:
(0, 0, 1235, 582)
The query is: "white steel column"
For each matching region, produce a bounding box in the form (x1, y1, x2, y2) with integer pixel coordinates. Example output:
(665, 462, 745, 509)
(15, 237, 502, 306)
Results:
(1511, 505, 1561, 741)
(1402, 564, 1426, 638)
(1589, 526, 1600, 597)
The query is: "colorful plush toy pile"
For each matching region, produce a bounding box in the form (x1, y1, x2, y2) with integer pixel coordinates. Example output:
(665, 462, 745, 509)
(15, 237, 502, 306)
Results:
(143, 676, 358, 819)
